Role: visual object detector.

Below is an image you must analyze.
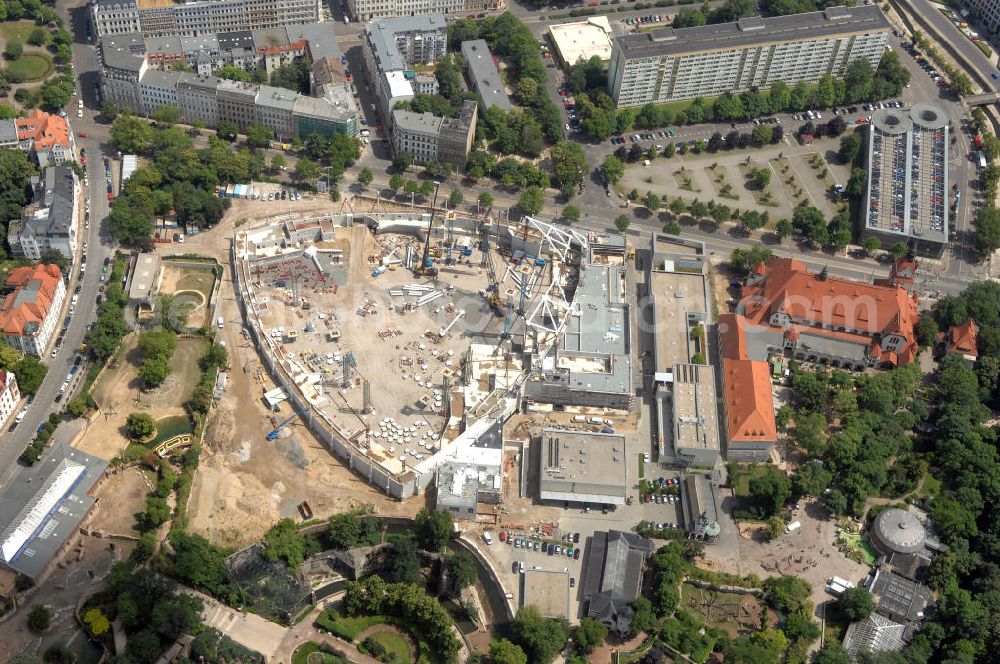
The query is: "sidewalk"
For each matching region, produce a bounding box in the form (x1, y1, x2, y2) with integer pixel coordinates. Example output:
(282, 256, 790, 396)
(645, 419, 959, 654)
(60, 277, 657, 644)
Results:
(273, 606, 382, 664)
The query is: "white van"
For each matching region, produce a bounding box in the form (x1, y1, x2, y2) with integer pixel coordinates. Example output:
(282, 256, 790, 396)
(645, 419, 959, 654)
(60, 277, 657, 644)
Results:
(786, 520, 801, 533)
(482, 531, 493, 545)
(217, 317, 225, 329)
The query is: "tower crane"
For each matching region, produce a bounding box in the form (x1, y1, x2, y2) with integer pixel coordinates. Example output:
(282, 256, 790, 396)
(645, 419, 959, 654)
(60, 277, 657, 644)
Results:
(417, 182, 442, 277)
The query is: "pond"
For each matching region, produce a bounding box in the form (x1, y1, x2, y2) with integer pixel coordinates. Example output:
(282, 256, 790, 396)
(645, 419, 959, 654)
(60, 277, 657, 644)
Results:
(153, 415, 194, 444)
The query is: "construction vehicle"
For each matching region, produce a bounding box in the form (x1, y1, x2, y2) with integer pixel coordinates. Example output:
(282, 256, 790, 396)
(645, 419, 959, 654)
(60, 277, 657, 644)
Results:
(266, 413, 299, 440)
(416, 183, 442, 276)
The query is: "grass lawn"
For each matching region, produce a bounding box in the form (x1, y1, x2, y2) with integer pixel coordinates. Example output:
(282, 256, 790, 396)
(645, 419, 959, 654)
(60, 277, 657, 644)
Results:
(0, 20, 38, 44)
(838, 529, 877, 565)
(7, 52, 53, 81)
(364, 629, 413, 664)
(729, 463, 772, 497)
(314, 611, 440, 664)
(919, 472, 942, 498)
(291, 642, 347, 664)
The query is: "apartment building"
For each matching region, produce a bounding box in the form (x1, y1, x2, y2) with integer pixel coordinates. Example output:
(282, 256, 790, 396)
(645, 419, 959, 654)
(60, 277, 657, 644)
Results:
(138, 68, 179, 111)
(347, 0, 503, 22)
(0, 264, 66, 357)
(363, 15, 448, 123)
(176, 73, 222, 127)
(15, 110, 74, 168)
(0, 371, 18, 430)
(255, 85, 298, 138)
(969, 0, 1000, 32)
(8, 167, 80, 263)
(608, 5, 890, 107)
(391, 101, 478, 168)
(91, 0, 322, 38)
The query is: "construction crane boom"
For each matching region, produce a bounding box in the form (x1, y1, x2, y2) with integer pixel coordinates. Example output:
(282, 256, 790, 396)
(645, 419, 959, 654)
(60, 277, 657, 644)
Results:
(418, 183, 442, 276)
(266, 413, 299, 440)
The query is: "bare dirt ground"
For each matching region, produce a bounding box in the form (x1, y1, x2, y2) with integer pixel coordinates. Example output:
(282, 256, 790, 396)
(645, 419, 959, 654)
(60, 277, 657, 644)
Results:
(178, 199, 434, 548)
(729, 499, 871, 616)
(74, 405, 185, 461)
(84, 466, 151, 535)
(75, 333, 201, 461)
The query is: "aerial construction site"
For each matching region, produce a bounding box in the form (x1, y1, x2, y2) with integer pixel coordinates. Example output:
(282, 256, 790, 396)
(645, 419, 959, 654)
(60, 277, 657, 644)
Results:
(231, 203, 633, 501)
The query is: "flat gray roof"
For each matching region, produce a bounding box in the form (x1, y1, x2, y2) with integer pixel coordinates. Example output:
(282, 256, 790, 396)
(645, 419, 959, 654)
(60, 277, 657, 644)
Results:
(295, 86, 357, 121)
(392, 109, 443, 134)
(139, 68, 181, 89)
(0, 445, 107, 579)
(672, 363, 719, 453)
(538, 428, 627, 504)
(129, 252, 160, 300)
(461, 40, 511, 112)
(649, 269, 708, 373)
(101, 33, 147, 73)
(558, 261, 631, 395)
(614, 5, 890, 59)
(285, 23, 340, 62)
(256, 85, 298, 111)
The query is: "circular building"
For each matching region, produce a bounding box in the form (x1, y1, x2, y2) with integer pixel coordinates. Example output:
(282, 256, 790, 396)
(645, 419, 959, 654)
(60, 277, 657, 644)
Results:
(871, 508, 926, 556)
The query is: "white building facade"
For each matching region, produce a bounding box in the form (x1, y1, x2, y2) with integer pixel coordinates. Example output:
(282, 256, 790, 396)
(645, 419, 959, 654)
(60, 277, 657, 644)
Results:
(608, 6, 891, 107)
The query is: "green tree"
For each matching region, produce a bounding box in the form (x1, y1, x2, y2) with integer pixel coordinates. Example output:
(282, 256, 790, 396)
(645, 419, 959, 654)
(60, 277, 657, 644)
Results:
(27, 605, 51, 634)
(838, 587, 874, 621)
(511, 606, 569, 664)
(765, 516, 785, 540)
(5, 40, 21, 60)
(448, 189, 464, 208)
(562, 204, 580, 221)
(915, 316, 940, 348)
(245, 124, 272, 150)
(629, 597, 658, 635)
(111, 116, 154, 154)
(357, 167, 373, 190)
(151, 105, 181, 126)
(572, 618, 608, 654)
(669, 198, 687, 216)
(810, 644, 853, 664)
(889, 241, 909, 259)
(663, 219, 681, 235)
(126, 412, 156, 439)
(414, 507, 453, 551)
(838, 132, 861, 164)
(600, 155, 625, 184)
(644, 191, 661, 212)
(749, 466, 793, 518)
(27, 27, 46, 46)
(126, 629, 163, 664)
(447, 551, 477, 596)
(263, 518, 308, 570)
(518, 186, 544, 215)
(327, 510, 380, 549)
(11, 355, 46, 394)
(752, 167, 772, 189)
(863, 235, 881, 255)
(490, 639, 527, 664)
(730, 244, 771, 276)
(386, 537, 421, 584)
(294, 157, 321, 182)
(216, 120, 239, 141)
(974, 207, 1000, 259)
(615, 214, 631, 233)
(478, 191, 494, 210)
(550, 141, 587, 192)
(388, 172, 404, 194)
(270, 153, 285, 173)
(213, 65, 253, 82)
(763, 575, 812, 616)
